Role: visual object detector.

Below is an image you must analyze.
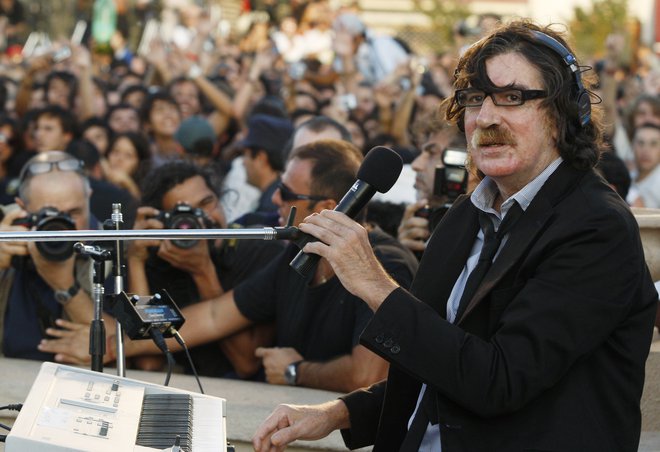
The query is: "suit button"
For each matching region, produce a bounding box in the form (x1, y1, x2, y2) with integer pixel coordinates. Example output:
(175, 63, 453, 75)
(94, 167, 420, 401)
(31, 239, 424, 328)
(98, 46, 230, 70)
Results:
(375, 334, 384, 344)
(390, 345, 400, 354)
(383, 339, 394, 348)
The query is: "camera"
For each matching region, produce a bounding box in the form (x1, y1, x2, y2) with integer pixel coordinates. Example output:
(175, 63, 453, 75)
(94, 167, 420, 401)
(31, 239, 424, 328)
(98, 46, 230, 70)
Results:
(12, 207, 76, 261)
(153, 203, 212, 249)
(415, 147, 469, 222)
(434, 148, 469, 203)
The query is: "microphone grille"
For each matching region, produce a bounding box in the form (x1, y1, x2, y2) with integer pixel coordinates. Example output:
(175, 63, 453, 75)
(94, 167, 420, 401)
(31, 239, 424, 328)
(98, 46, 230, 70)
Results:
(357, 146, 403, 193)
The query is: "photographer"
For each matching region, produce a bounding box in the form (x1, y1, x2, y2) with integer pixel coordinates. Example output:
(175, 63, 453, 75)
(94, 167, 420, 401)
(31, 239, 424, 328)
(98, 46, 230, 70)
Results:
(398, 120, 469, 257)
(125, 160, 285, 377)
(41, 140, 418, 392)
(0, 151, 95, 360)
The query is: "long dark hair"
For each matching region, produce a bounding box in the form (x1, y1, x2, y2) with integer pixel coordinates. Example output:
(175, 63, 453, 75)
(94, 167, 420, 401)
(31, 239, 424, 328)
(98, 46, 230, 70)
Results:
(446, 20, 603, 170)
(107, 131, 152, 181)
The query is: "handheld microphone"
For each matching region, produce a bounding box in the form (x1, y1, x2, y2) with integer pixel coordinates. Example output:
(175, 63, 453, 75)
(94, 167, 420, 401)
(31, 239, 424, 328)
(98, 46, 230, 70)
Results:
(290, 146, 403, 278)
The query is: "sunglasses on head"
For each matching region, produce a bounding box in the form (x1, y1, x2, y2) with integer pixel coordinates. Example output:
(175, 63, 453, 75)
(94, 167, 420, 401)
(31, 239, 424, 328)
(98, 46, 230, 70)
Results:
(276, 182, 327, 202)
(19, 158, 84, 184)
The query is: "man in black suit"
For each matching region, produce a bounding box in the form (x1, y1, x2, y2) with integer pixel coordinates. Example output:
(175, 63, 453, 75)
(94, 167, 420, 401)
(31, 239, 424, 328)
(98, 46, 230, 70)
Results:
(253, 21, 659, 452)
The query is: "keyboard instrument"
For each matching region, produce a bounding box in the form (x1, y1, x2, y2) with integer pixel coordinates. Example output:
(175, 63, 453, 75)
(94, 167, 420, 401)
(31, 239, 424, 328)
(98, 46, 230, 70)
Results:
(6, 362, 227, 452)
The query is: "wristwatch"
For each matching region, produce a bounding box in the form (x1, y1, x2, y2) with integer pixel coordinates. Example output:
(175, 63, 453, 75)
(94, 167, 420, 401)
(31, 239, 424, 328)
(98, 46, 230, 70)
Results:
(54, 281, 81, 305)
(284, 360, 303, 386)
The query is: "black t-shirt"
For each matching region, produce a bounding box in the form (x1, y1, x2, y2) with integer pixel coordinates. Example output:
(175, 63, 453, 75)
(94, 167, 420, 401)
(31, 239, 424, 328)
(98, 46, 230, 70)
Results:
(233, 227, 418, 362)
(143, 236, 285, 377)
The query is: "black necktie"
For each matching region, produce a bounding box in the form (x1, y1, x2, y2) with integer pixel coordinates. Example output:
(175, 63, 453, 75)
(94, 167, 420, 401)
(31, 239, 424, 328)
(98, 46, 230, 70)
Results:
(400, 202, 524, 452)
(454, 202, 524, 321)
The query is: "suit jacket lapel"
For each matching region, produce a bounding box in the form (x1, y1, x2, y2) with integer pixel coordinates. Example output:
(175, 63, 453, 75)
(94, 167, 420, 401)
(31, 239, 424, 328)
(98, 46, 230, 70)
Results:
(411, 197, 480, 317)
(455, 162, 585, 325)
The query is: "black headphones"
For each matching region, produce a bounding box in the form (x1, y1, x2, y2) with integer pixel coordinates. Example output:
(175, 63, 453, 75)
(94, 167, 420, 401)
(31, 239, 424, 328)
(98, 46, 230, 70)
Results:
(529, 30, 591, 128)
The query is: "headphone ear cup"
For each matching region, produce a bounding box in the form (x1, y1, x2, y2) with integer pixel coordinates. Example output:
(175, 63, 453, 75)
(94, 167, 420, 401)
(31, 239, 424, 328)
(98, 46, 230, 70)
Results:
(576, 90, 591, 127)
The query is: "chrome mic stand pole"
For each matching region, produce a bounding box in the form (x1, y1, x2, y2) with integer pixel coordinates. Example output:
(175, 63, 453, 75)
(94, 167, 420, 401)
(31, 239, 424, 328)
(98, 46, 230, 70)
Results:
(109, 204, 127, 377)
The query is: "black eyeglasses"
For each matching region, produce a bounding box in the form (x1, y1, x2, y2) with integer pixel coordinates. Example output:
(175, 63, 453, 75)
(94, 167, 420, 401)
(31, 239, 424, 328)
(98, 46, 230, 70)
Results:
(455, 88, 548, 107)
(19, 158, 84, 184)
(276, 182, 327, 202)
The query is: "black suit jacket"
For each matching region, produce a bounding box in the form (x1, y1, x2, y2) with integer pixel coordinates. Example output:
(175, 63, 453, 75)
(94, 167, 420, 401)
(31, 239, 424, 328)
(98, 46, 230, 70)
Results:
(341, 163, 658, 451)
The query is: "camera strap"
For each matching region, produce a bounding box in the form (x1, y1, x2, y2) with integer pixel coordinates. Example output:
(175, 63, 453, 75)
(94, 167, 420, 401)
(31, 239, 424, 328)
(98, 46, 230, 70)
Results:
(25, 274, 60, 339)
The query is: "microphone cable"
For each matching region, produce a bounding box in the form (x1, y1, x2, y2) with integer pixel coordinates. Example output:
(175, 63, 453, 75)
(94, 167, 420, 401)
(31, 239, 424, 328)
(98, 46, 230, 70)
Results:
(168, 326, 205, 394)
(149, 328, 175, 387)
(0, 403, 21, 439)
(0, 404, 22, 412)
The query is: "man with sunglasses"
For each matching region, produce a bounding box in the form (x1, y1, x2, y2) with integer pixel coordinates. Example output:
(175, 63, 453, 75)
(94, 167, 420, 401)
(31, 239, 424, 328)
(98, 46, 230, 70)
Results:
(0, 151, 96, 361)
(42, 140, 418, 393)
(253, 22, 658, 452)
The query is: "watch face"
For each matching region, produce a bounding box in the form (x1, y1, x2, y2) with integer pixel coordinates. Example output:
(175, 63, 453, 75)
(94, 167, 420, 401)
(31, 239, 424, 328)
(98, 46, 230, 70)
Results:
(54, 291, 70, 304)
(54, 282, 79, 304)
(284, 364, 296, 385)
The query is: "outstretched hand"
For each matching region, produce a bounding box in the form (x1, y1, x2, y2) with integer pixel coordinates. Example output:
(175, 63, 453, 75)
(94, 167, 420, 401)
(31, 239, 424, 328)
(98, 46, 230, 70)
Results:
(38, 319, 94, 365)
(252, 400, 350, 452)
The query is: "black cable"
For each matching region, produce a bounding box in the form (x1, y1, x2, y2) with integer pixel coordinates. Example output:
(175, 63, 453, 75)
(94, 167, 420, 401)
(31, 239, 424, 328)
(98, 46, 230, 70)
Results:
(149, 328, 174, 387)
(163, 350, 175, 387)
(0, 404, 22, 412)
(0, 422, 11, 431)
(169, 327, 205, 394)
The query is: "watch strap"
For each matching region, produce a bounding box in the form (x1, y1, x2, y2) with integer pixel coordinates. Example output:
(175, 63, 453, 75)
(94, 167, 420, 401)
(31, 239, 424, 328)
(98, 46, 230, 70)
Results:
(54, 280, 80, 305)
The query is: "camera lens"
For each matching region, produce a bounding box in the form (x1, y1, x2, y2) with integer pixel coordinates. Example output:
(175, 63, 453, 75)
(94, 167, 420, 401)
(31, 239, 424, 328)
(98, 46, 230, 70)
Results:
(169, 213, 200, 249)
(36, 216, 76, 261)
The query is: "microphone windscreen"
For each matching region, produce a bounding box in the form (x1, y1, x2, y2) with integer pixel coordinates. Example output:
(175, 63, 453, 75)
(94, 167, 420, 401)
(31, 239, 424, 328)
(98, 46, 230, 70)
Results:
(357, 146, 403, 193)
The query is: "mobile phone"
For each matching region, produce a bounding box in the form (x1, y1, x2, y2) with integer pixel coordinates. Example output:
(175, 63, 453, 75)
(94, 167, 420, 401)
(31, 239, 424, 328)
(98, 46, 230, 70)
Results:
(339, 93, 357, 111)
(52, 46, 72, 63)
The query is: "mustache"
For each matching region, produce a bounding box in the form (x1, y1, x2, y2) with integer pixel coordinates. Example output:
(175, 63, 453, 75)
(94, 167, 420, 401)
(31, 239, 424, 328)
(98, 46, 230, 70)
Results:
(471, 127, 516, 148)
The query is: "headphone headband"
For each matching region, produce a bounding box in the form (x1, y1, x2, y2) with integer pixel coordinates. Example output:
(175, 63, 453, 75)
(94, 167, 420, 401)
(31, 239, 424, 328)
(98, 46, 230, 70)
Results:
(528, 30, 591, 127)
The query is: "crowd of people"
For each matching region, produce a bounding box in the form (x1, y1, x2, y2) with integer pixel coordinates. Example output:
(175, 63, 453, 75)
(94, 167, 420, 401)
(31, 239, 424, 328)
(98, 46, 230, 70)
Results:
(0, 2, 659, 448)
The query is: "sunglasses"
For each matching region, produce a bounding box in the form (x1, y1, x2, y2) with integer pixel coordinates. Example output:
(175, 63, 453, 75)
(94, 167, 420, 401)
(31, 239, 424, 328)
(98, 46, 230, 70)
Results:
(277, 182, 327, 202)
(19, 158, 84, 184)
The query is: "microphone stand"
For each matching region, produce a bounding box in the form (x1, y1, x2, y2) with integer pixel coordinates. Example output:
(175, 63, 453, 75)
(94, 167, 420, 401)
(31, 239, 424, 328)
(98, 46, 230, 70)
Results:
(74, 243, 112, 373)
(109, 204, 127, 377)
(0, 208, 302, 375)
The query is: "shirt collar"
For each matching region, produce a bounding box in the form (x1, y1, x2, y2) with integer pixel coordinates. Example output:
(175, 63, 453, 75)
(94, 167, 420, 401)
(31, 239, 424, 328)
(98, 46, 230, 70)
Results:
(471, 157, 563, 218)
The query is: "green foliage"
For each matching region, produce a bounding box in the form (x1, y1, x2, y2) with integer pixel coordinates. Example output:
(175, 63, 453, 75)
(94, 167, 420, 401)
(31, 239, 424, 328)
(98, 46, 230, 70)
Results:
(568, 0, 629, 59)
(410, 0, 471, 53)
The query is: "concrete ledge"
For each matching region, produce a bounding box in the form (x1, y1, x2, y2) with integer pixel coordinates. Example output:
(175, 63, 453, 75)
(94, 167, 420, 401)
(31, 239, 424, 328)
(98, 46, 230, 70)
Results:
(1, 352, 659, 451)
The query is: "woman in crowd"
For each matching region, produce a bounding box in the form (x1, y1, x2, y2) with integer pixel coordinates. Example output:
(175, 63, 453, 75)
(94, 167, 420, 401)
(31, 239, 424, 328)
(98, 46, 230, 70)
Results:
(104, 131, 151, 199)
